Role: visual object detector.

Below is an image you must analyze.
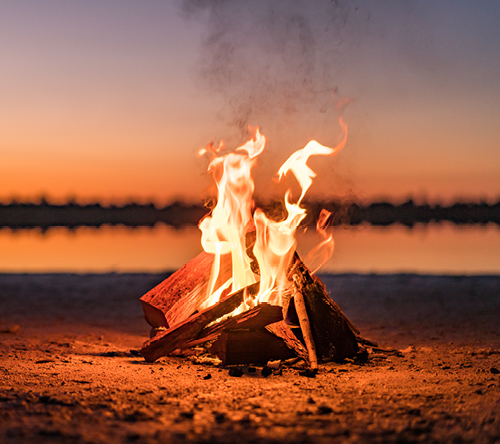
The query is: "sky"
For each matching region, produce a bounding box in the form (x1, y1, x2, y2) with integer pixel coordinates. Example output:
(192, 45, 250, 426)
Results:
(1, 0, 499, 205)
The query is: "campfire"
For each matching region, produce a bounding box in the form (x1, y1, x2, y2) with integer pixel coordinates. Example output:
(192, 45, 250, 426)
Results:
(139, 119, 368, 371)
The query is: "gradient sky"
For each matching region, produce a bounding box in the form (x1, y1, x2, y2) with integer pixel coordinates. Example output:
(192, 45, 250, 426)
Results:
(1, 0, 499, 204)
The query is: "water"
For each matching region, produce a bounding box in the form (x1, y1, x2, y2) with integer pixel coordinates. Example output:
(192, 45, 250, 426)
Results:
(1, 223, 499, 274)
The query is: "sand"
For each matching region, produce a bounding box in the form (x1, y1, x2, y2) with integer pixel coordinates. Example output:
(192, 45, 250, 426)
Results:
(0, 272, 499, 443)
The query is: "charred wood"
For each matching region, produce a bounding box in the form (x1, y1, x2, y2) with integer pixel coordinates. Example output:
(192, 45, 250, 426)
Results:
(140, 283, 258, 362)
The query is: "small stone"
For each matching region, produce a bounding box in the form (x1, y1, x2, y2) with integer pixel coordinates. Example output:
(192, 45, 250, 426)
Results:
(228, 367, 244, 377)
(214, 412, 226, 424)
(355, 347, 369, 363)
(266, 360, 281, 370)
(299, 368, 318, 378)
(317, 405, 333, 415)
(261, 366, 272, 377)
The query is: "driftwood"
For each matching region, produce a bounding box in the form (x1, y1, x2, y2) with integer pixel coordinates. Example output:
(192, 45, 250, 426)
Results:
(288, 254, 359, 362)
(140, 251, 232, 328)
(210, 329, 297, 366)
(141, 283, 258, 362)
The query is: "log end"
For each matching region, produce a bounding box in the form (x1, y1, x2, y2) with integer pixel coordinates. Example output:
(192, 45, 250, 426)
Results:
(140, 300, 168, 329)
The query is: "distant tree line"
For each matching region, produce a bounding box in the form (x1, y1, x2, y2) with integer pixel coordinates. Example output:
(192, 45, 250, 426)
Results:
(0, 199, 499, 229)
(0, 201, 206, 229)
(307, 200, 500, 227)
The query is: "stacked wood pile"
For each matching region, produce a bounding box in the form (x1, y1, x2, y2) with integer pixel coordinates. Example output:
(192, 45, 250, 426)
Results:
(140, 249, 364, 370)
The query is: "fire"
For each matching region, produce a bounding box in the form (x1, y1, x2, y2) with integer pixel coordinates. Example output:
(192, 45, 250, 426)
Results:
(199, 118, 347, 313)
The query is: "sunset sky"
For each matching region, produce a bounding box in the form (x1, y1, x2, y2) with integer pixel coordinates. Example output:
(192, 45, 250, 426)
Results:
(1, 0, 499, 205)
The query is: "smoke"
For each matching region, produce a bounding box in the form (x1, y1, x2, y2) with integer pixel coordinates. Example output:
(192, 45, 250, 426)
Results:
(179, 0, 439, 201)
(180, 0, 358, 135)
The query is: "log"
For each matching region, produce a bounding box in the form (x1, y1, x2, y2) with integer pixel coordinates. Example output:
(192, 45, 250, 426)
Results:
(265, 321, 309, 364)
(288, 254, 359, 361)
(292, 286, 318, 369)
(140, 251, 232, 328)
(141, 283, 258, 362)
(194, 302, 283, 344)
(210, 329, 297, 366)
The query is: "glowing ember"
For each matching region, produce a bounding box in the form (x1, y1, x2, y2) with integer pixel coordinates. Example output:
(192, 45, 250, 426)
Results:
(199, 118, 347, 313)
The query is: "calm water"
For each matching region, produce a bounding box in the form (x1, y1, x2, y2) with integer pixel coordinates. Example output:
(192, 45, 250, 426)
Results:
(1, 223, 499, 274)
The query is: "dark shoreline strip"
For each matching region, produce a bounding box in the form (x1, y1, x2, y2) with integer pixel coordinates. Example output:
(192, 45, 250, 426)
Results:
(0, 199, 498, 228)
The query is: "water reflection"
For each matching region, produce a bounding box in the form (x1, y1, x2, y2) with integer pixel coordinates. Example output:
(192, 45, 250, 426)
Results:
(1, 223, 499, 274)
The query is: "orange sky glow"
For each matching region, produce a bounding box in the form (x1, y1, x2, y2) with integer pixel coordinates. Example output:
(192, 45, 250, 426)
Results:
(1, 1, 499, 205)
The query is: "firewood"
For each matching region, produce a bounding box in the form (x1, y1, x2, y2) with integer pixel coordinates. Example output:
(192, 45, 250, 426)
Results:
(288, 254, 359, 362)
(207, 318, 309, 366)
(291, 285, 318, 369)
(210, 329, 296, 366)
(140, 251, 232, 328)
(141, 283, 258, 362)
(265, 321, 309, 363)
(196, 302, 283, 342)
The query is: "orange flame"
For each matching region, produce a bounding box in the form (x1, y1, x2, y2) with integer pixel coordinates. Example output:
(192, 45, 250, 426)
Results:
(199, 118, 347, 312)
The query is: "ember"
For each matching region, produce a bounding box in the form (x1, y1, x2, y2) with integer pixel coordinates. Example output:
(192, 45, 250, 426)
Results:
(140, 119, 366, 369)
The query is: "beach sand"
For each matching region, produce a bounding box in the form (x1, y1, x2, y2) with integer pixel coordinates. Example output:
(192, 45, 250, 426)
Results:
(0, 273, 499, 443)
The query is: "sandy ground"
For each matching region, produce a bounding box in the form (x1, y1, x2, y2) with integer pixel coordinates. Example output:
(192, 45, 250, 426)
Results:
(0, 273, 499, 444)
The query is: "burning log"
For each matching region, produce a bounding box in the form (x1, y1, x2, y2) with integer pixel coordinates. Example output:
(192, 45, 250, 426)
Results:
(195, 302, 283, 341)
(288, 254, 359, 362)
(141, 283, 258, 362)
(140, 251, 232, 328)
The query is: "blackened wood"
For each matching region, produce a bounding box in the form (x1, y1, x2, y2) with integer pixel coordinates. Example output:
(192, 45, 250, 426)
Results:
(288, 254, 359, 361)
(210, 329, 296, 366)
(141, 283, 258, 362)
(140, 251, 232, 328)
(265, 321, 309, 363)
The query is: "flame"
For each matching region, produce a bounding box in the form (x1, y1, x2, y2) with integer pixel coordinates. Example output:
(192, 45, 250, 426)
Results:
(305, 208, 335, 275)
(199, 118, 347, 312)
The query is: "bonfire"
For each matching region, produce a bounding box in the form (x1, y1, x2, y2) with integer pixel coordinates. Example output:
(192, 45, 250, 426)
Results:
(139, 119, 370, 372)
